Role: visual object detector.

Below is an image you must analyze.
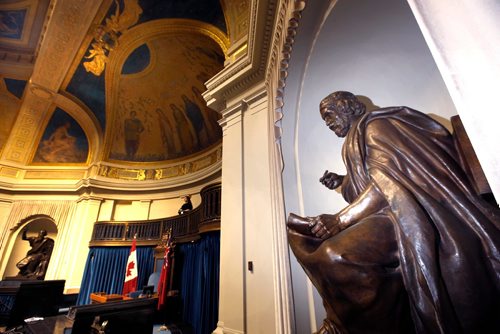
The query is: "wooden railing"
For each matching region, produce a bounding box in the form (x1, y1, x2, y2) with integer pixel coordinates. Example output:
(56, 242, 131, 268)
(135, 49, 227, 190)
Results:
(89, 183, 221, 246)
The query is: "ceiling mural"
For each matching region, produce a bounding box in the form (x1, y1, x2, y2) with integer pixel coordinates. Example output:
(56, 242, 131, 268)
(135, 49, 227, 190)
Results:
(32, 108, 89, 164)
(65, 0, 227, 131)
(0, 0, 242, 185)
(63, 0, 226, 164)
(107, 32, 224, 162)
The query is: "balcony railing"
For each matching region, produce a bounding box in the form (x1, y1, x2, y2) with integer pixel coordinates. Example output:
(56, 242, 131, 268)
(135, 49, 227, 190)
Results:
(89, 183, 221, 246)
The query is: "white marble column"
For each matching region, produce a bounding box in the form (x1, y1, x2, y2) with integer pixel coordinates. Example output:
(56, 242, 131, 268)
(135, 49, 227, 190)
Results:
(407, 0, 500, 201)
(214, 80, 294, 333)
(208, 1, 299, 331)
(214, 97, 246, 334)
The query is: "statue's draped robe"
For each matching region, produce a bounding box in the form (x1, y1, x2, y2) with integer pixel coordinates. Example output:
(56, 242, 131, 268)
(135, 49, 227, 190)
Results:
(289, 107, 500, 333)
(17, 237, 54, 279)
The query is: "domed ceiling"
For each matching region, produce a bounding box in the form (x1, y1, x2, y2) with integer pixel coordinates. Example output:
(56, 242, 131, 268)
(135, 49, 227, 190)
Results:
(0, 0, 249, 187)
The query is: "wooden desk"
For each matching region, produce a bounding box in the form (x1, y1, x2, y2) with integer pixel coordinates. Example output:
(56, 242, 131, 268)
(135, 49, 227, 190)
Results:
(89, 292, 124, 303)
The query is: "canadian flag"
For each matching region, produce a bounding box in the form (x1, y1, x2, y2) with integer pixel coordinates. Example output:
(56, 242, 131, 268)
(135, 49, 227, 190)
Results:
(122, 237, 138, 295)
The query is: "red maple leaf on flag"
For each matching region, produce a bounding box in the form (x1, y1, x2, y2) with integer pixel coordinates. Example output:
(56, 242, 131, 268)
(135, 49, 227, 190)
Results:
(126, 261, 135, 277)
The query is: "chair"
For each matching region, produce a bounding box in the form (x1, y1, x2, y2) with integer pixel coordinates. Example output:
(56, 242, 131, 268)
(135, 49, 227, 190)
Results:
(147, 272, 160, 292)
(128, 290, 142, 299)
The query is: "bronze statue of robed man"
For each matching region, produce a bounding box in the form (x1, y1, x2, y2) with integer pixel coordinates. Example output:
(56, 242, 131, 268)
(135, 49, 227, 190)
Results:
(287, 91, 500, 334)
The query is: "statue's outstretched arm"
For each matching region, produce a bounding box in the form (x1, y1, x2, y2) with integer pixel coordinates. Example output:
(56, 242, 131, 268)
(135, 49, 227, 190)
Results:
(337, 182, 388, 226)
(310, 182, 388, 239)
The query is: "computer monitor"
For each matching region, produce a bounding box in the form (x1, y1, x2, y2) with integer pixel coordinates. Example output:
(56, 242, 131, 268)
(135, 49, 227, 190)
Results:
(69, 298, 156, 334)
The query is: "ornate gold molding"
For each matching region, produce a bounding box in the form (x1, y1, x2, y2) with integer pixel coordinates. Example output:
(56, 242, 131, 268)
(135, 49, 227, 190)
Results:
(220, 0, 249, 46)
(1, 0, 104, 165)
(2, 92, 50, 163)
(31, 0, 103, 91)
(97, 145, 222, 181)
(0, 166, 20, 179)
(24, 170, 86, 179)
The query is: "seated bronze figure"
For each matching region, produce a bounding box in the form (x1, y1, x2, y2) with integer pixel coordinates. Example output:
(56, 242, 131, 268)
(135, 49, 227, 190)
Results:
(16, 229, 54, 280)
(287, 91, 500, 333)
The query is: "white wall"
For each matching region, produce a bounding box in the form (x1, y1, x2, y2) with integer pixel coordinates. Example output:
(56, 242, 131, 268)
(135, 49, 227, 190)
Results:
(149, 194, 202, 219)
(0, 184, 214, 294)
(407, 0, 500, 201)
(280, 0, 457, 331)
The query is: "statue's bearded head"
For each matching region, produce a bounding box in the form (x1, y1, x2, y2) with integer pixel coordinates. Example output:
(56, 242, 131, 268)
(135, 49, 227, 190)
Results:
(319, 91, 366, 137)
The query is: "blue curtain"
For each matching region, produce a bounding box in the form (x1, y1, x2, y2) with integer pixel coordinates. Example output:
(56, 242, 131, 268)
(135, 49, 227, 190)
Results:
(76, 246, 154, 305)
(177, 231, 220, 334)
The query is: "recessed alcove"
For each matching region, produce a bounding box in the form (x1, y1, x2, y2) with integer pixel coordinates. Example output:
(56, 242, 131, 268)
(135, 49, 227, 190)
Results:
(3, 215, 58, 279)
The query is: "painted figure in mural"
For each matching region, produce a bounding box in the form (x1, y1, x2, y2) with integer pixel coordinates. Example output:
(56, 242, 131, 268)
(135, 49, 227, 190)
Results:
(124, 110, 144, 159)
(170, 103, 197, 153)
(83, 42, 108, 76)
(155, 108, 179, 157)
(35, 122, 85, 163)
(16, 229, 54, 280)
(287, 91, 500, 333)
(47, 122, 73, 145)
(182, 94, 210, 148)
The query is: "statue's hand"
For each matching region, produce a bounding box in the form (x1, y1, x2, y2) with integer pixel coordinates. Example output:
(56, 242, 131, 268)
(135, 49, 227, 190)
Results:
(320, 170, 344, 190)
(287, 213, 315, 236)
(309, 214, 343, 239)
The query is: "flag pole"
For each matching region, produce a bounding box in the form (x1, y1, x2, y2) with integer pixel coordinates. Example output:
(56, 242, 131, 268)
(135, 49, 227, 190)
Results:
(157, 228, 172, 311)
(122, 233, 138, 295)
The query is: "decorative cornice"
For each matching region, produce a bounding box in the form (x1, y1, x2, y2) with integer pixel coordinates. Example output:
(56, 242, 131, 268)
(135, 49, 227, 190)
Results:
(0, 145, 222, 193)
(263, 2, 306, 334)
(204, 0, 277, 112)
(269, 0, 306, 141)
(96, 145, 222, 182)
